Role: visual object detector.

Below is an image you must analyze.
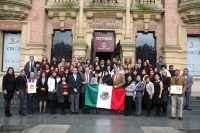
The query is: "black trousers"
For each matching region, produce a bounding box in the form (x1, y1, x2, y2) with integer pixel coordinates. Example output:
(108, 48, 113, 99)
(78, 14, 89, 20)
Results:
(125, 96, 133, 115)
(146, 105, 151, 115)
(155, 104, 162, 115)
(60, 100, 67, 112)
(162, 101, 168, 114)
(49, 100, 56, 111)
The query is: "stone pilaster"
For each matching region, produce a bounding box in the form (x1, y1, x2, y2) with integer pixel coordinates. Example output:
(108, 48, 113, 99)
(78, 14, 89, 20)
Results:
(73, 0, 87, 59)
(121, 0, 135, 65)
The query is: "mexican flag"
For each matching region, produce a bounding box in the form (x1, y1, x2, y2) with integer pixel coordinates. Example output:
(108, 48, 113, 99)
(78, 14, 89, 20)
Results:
(85, 83, 125, 111)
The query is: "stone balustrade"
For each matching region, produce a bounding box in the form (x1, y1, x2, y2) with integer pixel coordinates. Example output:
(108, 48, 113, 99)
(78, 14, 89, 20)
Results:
(48, 0, 78, 2)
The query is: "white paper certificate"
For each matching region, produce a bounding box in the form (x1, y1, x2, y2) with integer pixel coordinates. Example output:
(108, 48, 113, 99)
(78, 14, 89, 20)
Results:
(28, 83, 36, 94)
(170, 85, 182, 94)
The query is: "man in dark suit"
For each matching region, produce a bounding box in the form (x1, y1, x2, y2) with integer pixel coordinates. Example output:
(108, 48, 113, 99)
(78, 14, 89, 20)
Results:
(81, 67, 93, 114)
(100, 59, 106, 73)
(24, 56, 35, 78)
(93, 56, 100, 68)
(156, 56, 167, 72)
(50, 57, 58, 68)
(69, 68, 82, 114)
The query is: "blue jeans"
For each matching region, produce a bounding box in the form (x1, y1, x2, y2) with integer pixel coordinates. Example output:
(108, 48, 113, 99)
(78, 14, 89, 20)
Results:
(27, 94, 36, 113)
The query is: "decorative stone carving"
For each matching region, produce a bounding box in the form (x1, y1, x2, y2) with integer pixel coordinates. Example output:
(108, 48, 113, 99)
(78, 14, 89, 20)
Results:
(0, 0, 32, 20)
(178, 0, 200, 24)
(45, 1, 78, 30)
(131, 10, 164, 32)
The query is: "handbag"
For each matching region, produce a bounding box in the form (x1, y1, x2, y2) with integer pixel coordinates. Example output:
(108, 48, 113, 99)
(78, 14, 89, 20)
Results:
(63, 92, 68, 95)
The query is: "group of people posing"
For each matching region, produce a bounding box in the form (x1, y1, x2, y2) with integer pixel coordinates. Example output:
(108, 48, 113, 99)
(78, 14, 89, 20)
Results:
(2, 55, 193, 121)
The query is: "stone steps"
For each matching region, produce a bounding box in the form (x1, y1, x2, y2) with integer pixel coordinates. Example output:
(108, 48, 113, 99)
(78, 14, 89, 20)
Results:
(0, 92, 199, 115)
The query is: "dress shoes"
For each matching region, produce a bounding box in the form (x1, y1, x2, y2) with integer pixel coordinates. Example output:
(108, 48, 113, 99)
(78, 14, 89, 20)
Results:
(178, 117, 183, 120)
(50, 110, 53, 114)
(146, 114, 151, 117)
(71, 112, 74, 115)
(161, 113, 166, 117)
(169, 116, 175, 119)
(154, 114, 160, 117)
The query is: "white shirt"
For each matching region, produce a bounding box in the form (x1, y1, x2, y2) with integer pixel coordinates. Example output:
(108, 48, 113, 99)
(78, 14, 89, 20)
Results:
(73, 74, 77, 81)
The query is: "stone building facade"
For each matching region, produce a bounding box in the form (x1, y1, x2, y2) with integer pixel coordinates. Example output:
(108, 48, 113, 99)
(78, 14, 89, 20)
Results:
(0, 0, 200, 92)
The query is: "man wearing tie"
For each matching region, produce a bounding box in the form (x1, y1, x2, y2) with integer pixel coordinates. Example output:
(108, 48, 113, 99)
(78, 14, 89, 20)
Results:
(81, 67, 93, 114)
(169, 69, 186, 120)
(112, 67, 125, 115)
(100, 59, 106, 73)
(24, 56, 35, 78)
(93, 57, 100, 68)
(69, 68, 82, 114)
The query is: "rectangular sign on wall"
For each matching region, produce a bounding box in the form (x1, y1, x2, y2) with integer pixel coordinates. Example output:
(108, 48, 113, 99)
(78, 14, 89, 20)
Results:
(3, 33, 21, 72)
(187, 36, 200, 75)
(93, 32, 115, 52)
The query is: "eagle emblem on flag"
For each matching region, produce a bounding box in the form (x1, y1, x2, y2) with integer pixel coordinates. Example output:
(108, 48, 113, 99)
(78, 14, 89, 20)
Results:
(100, 91, 110, 100)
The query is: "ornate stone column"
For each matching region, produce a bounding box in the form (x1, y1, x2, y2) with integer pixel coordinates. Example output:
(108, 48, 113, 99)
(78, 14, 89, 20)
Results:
(73, 0, 88, 59)
(121, 0, 135, 65)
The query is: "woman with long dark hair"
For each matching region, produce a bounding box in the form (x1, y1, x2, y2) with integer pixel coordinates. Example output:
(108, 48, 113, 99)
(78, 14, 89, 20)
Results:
(43, 63, 51, 77)
(153, 73, 163, 117)
(37, 72, 48, 114)
(142, 61, 150, 75)
(124, 76, 135, 116)
(134, 75, 145, 116)
(102, 70, 112, 86)
(15, 69, 27, 116)
(48, 71, 60, 114)
(85, 59, 91, 67)
(41, 56, 49, 70)
(2, 67, 15, 116)
(57, 75, 69, 115)
(161, 70, 170, 117)
(90, 71, 103, 114)
(131, 69, 138, 82)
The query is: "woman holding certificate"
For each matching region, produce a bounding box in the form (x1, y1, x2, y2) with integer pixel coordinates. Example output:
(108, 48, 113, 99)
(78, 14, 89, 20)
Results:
(27, 72, 37, 114)
(90, 71, 103, 114)
(2, 67, 16, 117)
(15, 70, 27, 116)
(48, 71, 60, 114)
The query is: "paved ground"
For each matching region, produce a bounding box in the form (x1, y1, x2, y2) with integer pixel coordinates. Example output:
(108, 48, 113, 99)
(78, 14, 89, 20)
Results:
(0, 109, 199, 133)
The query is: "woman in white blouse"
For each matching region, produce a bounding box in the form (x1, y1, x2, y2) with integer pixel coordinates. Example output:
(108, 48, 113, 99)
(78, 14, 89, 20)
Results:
(90, 71, 103, 114)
